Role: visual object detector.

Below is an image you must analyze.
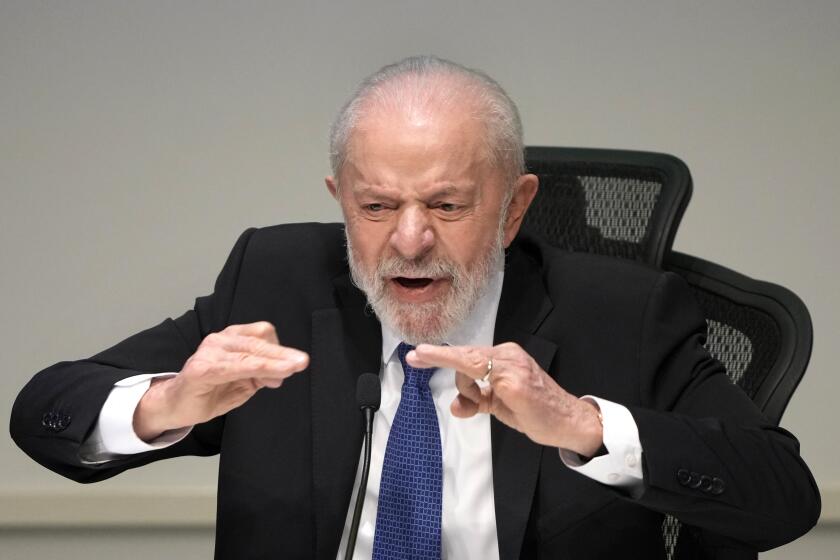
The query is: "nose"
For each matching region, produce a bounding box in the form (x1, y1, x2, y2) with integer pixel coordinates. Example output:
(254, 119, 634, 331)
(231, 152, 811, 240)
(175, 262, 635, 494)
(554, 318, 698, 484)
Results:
(389, 205, 434, 260)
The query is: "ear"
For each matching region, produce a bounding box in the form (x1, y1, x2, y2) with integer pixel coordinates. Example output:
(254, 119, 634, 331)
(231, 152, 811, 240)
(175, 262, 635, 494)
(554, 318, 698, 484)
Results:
(325, 176, 339, 200)
(502, 173, 539, 248)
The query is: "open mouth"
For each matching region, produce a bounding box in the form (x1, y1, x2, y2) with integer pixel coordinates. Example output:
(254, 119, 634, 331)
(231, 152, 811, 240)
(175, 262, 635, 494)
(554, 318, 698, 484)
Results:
(388, 276, 447, 302)
(394, 277, 434, 289)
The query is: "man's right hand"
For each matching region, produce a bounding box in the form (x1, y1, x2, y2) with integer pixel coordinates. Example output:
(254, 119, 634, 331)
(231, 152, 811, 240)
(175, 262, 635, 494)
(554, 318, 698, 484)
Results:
(133, 322, 309, 442)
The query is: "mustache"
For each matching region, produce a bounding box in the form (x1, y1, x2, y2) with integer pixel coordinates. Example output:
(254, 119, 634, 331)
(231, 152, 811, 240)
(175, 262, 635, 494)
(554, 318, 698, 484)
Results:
(376, 256, 459, 279)
(349, 255, 462, 311)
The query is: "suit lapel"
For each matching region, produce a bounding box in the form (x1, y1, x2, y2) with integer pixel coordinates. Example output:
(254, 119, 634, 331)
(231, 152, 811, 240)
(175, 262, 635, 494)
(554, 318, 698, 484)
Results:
(310, 274, 381, 559)
(492, 242, 558, 560)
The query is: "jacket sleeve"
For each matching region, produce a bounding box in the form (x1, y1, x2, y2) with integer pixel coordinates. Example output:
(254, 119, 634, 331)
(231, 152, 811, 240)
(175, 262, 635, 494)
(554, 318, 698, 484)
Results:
(628, 271, 820, 552)
(9, 228, 257, 483)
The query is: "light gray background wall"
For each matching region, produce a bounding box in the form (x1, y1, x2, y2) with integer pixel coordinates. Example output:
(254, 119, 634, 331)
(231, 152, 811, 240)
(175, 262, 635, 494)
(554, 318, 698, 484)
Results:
(1, 1, 838, 558)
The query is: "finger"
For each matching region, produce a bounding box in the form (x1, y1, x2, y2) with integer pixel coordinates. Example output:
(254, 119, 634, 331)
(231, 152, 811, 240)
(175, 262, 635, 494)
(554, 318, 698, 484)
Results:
(452, 383, 499, 418)
(455, 371, 482, 404)
(223, 321, 280, 344)
(254, 377, 284, 390)
(451, 393, 480, 418)
(210, 355, 309, 385)
(218, 334, 308, 363)
(222, 351, 308, 371)
(410, 344, 493, 380)
(492, 341, 528, 360)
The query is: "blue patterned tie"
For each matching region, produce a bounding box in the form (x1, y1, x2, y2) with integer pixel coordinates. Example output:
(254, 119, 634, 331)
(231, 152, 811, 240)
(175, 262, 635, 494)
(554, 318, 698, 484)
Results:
(372, 342, 442, 559)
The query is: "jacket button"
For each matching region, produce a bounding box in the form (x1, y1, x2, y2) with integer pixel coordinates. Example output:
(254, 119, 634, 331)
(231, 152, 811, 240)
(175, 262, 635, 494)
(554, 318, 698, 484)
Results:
(699, 475, 713, 492)
(41, 411, 70, 432)
(677, 469, 691, 486)
(711, 477, 726, 495)
(689, 472, 702, 489)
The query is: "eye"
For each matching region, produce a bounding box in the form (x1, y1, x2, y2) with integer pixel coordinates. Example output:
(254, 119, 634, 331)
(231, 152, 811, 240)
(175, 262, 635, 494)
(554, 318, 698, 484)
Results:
(364, 203, 386, 212)
(436, 203, 459, 212)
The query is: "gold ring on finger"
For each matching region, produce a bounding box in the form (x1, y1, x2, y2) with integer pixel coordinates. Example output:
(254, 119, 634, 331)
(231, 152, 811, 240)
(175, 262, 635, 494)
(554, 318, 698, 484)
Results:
(482, 357, 493, 382)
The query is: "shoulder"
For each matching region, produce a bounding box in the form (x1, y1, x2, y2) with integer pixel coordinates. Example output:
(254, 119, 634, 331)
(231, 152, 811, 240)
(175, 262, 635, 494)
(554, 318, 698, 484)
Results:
(219, 223, 349, 305)
(514, 232, 670, 301)
(237, 222, 347, 274)
(511, 233, 700, 330)
(244, 222, 345, 256)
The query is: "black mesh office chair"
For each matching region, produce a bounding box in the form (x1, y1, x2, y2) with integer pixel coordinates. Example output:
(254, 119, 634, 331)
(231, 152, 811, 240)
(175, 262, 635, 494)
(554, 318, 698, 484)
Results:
(524, 147, 814, 559)
(523, 146, 692, 266)
(660, 252, 814, 560)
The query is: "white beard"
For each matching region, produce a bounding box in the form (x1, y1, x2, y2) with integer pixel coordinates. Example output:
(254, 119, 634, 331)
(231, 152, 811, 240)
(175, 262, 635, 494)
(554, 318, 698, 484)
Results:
(346, 228, 504, 345)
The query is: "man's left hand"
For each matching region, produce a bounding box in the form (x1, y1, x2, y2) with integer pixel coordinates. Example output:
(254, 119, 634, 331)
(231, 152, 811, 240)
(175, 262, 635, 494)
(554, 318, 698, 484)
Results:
(409, 343, 604, 457)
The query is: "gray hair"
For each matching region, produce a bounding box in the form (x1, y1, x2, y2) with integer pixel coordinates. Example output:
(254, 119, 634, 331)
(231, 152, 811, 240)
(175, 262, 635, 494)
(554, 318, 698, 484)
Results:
(328, 55, 525, 185)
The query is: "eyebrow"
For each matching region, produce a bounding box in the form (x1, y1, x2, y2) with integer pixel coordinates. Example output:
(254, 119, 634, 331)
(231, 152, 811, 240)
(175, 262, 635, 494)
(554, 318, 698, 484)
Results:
(423, 184, 480, 201)
(429, 185, 459, 197)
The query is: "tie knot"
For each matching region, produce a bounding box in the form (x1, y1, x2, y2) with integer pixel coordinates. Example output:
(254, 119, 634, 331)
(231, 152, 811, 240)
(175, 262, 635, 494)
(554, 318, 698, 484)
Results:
(397, 342, 437, 388)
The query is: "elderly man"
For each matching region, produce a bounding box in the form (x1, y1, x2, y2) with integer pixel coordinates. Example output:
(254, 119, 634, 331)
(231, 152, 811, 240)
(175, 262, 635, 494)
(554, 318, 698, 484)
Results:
(12, 56, 819, 559)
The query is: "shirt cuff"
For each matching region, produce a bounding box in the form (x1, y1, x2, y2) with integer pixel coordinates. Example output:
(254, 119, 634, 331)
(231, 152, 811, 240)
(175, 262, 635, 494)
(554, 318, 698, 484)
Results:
(558, 396, 644, 491)
(79, 372, 192, 464)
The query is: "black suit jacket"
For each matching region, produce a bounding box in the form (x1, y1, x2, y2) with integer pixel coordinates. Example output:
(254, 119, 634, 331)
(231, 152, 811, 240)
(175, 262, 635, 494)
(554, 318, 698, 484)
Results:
(11, 223, 819, 559)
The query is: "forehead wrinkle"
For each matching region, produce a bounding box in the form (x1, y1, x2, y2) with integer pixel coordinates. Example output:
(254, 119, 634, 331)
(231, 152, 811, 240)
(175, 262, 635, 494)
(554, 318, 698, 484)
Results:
(352, 181, 476, 202)
(345, 120, 489, 181)
(341, 84, 500, 194)
(351, 182, 400, 197)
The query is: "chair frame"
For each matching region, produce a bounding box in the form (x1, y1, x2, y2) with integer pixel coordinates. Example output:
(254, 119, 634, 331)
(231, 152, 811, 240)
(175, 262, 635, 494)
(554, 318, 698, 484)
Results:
(525, 146, 694, 266)
(664, 251, 814, 424)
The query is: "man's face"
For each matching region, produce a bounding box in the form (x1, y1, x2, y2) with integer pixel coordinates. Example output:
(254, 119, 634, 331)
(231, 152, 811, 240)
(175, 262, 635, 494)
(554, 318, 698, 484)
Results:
(326, 104, 536, 344)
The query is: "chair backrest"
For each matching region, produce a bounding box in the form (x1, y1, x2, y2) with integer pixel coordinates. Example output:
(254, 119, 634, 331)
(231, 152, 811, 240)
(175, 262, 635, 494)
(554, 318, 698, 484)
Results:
(523, 147, 692, 266)
(665, 251, 813, 423)
(661, 251, 814, 559)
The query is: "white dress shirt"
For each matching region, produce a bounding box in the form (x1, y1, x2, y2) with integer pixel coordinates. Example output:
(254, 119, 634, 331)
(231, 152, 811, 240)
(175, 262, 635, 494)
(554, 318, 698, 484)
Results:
(81, 267, 645, 559)
(337, 270, 505, 560)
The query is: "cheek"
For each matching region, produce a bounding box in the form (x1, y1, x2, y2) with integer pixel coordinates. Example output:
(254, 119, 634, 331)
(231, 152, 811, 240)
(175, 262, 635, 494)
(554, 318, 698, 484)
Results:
(435, 222, 496, 266)
(346, 220, 389, 262)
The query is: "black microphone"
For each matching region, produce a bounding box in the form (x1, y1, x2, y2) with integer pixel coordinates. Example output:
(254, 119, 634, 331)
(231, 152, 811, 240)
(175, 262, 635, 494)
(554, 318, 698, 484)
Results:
(345, 373, 381, 560)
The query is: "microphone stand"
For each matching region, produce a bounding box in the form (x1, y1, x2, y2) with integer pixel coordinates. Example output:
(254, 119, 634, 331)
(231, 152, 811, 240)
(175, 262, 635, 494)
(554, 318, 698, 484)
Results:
(345, 405, 374, 560)
(345, 373, 380, 560)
